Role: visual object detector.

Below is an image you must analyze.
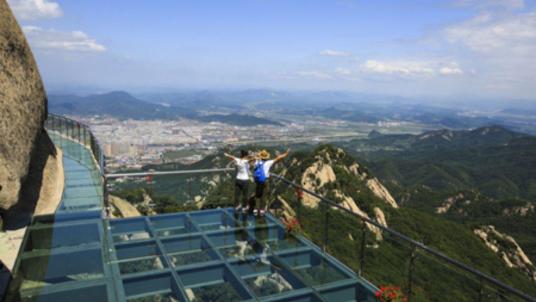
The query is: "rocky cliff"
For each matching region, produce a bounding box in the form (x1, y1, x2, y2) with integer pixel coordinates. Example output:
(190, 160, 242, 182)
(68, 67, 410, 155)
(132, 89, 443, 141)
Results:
(0, 1, 48, 218)
(474, 225, 536, 282)
(284, 146, 397, 240)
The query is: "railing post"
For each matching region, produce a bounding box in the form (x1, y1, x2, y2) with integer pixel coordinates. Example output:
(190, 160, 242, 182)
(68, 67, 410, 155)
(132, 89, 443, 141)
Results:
(407, 245, 418, 302)
(60, 117, 64, 147)
(103, 174, 109, 218)
(359, 219, 367, 276)
(82, 126, 87, 147)
(478, 277, 484, 302)
(323, 207, 329, 253)
(188, 178, 193, 203)
(295, 187, 303, 222)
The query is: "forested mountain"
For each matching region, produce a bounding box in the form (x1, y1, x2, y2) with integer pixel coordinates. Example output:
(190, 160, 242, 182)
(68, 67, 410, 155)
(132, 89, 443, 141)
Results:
(111, 141, 536, 301)
(337, 126, 536, 274)
(48, 91, 282, 126)
(338, 126, 535, 202)
(49, 91, 195, 119)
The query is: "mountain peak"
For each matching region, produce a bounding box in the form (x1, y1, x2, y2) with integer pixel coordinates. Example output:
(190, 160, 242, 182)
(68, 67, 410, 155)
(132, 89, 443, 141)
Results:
(470, 125, 512, 136)
(102, 90, 134, 98)
(368, 129, 382, 138)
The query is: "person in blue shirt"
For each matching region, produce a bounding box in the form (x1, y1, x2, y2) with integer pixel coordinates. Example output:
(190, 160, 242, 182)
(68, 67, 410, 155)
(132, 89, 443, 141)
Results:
(250, 149, 290, 216)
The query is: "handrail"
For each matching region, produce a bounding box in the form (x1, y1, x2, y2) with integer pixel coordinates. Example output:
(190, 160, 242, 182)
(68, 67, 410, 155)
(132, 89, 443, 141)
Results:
(105, 168, 234, 179)
(45, 113, 106, 175)
(270, 173, 536, 302)
(45, 113, 108, 214)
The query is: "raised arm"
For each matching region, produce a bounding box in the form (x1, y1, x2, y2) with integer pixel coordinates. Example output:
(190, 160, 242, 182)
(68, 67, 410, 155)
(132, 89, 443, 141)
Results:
(224, 152, 237, 161)
(273, 149, 290, 163)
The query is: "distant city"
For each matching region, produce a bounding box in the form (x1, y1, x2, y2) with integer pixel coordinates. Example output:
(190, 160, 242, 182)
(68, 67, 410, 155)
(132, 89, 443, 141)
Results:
(78, 115, 407, 169)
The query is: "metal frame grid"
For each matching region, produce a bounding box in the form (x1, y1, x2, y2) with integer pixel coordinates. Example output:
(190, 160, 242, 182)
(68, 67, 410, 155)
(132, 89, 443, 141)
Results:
(7, 209, 377, 302)
(7, 212, 114, 302)
(109, 208, 378, 302)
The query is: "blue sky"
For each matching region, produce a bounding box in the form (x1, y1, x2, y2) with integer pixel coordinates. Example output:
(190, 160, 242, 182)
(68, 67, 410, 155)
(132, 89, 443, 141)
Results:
(7, 0, 536, 100)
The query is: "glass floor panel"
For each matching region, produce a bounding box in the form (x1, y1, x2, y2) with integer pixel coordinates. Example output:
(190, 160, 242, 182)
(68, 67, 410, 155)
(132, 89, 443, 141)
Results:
(278, 250, 351, 287)
(161, 236, 220, 268)
(250, 226, 306, 252)
(190, 210, 242, 231)
(232, 258, 305, 298)
(229, 210, 279, 228)
(23, 221, 101, 252)
(178, 264, 252, 302)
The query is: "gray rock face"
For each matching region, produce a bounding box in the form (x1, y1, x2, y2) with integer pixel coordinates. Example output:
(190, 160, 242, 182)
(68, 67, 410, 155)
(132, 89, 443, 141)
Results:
(0, 1, 48, 213)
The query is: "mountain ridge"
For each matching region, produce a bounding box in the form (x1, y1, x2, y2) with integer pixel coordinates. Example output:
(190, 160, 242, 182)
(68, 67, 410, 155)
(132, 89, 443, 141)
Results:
(48, 91, 282, 126)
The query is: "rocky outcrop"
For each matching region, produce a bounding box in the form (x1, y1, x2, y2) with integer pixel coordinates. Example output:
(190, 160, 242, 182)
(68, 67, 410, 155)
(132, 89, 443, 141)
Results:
(0, 1, 48, 214)
(366, 178, 398, 208)
(348, 163, 366, 180)
(273, 196, 296, 222)
(2, 131, 60, 229)
(436, 192, 467, 214)
(502, 203, 535, 217)
(31, 146, 63, 216)
(474, 225, 536, 282)
(110, 195, 141, 218)
(300, 157, 336, 207)
(0, 132, 62, 270)
(293, 147, 398, 241)
(333, 190, 386, 241)
(374, 207, 388, 229)
(334, 190, 368, 218)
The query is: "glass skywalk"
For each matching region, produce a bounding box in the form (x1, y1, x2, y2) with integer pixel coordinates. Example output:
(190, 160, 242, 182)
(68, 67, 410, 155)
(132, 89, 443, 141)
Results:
(5, 118, 378, 301)
(8, 209, 377, 302)
(48, 131, 103, 213)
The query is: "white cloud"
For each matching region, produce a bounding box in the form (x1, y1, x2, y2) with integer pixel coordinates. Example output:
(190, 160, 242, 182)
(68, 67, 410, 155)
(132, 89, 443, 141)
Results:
(439, 66, 464, 75)
(445, 12, 536, 53)
(454, 0, 524, 10)
(335, 67, 352, 76)
(442, 10, 536, 96)
(23, 26, 106, 52)
(360, 60, 465, 77)
(8, 0, 62, 20)
(320, 49, 352, 57)
(361, 60, 435, 76)
(296, 70, 333, 80)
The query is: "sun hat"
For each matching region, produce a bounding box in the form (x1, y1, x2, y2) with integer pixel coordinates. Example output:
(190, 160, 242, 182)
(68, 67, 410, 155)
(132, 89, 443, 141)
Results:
(258, 150, 270, 160)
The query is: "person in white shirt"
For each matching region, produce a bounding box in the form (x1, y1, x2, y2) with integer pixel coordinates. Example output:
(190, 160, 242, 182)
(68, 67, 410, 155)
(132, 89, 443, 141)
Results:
(251, 149, 290, 216)
(224, 150, 254, 211)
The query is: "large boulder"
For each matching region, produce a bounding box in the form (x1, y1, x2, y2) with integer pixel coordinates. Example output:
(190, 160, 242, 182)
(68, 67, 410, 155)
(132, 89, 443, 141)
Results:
(0, 2, 48, 216)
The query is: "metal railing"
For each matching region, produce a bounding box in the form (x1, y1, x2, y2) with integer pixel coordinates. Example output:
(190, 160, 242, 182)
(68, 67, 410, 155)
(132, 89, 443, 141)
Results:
(45, 113, 105, 172)
(44, 113, 107, 213)
(269, 174, 536, 302)
(105, 168, 236, 215)
(106, 168, 233, 179)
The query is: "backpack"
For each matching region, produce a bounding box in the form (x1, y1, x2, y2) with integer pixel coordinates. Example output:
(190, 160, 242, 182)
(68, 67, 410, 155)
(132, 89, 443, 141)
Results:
(254, 161, 267, 183)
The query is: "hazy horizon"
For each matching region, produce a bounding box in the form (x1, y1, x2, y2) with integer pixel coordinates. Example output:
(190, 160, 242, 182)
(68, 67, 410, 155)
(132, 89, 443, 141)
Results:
(7, 0, 536, 102)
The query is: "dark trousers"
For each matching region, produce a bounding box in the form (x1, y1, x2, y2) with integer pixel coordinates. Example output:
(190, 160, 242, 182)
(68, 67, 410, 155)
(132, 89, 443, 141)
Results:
(250, 180, 269, 210)
(234, 179, 249, 207)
